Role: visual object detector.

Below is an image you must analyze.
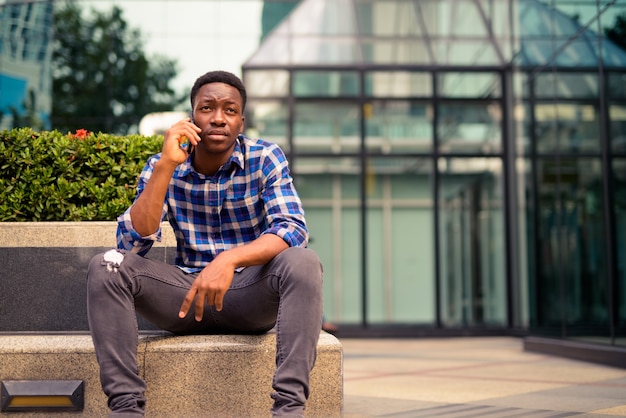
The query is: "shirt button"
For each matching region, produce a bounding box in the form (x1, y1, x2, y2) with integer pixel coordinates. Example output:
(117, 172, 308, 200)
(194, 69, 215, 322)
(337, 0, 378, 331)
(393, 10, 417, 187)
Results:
(211, 208, 218, 215)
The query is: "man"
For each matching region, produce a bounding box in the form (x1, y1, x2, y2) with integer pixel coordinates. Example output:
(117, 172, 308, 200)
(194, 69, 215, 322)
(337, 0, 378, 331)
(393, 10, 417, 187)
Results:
(87, 70, 323, 417)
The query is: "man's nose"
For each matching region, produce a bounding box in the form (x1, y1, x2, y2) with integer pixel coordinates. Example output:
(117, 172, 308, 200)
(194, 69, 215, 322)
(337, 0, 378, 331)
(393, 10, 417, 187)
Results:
(210, 110, 226, 125)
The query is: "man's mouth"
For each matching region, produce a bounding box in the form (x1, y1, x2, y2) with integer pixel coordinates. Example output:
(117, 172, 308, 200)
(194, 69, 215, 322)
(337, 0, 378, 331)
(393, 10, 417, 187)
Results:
(206, 130, 228, 137)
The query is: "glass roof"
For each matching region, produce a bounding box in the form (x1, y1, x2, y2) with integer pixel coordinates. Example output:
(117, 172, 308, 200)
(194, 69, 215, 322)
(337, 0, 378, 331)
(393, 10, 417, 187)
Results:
(244, 0, 626, 68)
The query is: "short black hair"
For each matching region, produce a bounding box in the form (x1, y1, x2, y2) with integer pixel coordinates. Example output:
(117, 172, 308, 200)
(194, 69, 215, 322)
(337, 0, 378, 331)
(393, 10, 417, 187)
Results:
(190, 70, 247, 112)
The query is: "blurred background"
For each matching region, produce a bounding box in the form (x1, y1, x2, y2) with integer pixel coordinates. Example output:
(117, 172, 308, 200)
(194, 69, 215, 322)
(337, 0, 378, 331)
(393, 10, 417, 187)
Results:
(1, 0, 626, 366)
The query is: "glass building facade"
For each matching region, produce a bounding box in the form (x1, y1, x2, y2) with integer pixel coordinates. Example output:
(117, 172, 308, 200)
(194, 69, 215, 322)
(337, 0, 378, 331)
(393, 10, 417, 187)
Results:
(243, 0, 626, 358)
(0, 0, 54, 130)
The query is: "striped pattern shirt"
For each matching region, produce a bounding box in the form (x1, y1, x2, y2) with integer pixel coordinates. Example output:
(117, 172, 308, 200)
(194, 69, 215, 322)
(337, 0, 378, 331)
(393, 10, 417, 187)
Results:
(117, 135, 308, 272)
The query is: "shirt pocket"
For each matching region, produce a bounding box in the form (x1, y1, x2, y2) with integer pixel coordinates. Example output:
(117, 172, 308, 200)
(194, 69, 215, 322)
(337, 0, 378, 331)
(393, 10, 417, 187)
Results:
(221, 192, 265, 233)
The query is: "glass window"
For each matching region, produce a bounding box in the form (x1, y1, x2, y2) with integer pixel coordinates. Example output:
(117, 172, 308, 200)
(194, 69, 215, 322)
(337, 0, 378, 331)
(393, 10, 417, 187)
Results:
(521, 39, 599, 67)
(609, 104, 626, 153)
(533, 158, 609, 335)
(293, 71, 359, 97)
(365, 100, 433, 153)
(437, 102, 502, 154)
(294, 38, 363, 65)
(365, 71, 432, 97)
(534, 103, 600, 153)
(607, 73, 626, 99)
(438, 72, 502, 98)
(294, 101, 360, 154)
(361, 40, 431, 65)
(295, 157, 362, 324)
(534, 73, 598, 99)
(420, 0, 487, 36)
(438, 157, 506, 327)
(243, 70, 289, 97)
(245, 100, 289, 151)
(366, 157, 435, 324)
(515, 72, 530, 99)
(445, 0, 489, 37)
(356, 0, 420, 37)
(433, 40, 504, 66)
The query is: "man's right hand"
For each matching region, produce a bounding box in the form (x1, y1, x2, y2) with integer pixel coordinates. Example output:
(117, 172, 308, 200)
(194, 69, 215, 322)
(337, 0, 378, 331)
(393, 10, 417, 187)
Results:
(162, 118, 202, 166)
(129, 118, 201, 237)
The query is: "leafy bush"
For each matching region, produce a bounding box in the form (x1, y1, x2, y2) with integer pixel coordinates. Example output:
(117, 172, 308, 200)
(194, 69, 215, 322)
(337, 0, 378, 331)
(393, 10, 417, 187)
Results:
(0, 128, 162, 221)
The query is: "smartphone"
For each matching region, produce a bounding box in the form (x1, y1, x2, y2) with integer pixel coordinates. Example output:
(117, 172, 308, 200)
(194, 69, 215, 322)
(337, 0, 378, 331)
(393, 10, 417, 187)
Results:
(187, 111, 195, 154)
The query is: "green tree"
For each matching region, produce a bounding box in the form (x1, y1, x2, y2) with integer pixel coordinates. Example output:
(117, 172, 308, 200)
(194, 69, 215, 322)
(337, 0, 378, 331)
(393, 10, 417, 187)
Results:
(52, 1, 184, 134)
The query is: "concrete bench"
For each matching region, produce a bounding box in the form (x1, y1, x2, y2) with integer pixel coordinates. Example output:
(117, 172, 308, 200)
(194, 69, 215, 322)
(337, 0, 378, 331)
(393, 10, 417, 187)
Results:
(0, 222, 343, 416)
(0, 332, 342, 417)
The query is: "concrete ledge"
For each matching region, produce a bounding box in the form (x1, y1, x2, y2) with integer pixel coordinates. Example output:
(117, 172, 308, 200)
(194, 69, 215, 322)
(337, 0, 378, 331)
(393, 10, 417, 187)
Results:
(0, 221, 176, 248)
(0, 332, 343, 417)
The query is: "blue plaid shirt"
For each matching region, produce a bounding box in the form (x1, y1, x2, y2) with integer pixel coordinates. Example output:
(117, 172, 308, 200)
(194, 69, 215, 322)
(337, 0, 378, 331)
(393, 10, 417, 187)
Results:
(117, 135, 308, 272)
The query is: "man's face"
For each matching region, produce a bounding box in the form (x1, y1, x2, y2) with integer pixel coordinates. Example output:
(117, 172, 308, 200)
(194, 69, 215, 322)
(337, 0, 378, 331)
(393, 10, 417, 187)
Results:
(191, 82, 245, 156)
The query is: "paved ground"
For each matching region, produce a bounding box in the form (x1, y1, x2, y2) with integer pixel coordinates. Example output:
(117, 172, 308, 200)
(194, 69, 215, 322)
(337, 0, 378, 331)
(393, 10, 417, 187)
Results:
(340, 337, 626, 417)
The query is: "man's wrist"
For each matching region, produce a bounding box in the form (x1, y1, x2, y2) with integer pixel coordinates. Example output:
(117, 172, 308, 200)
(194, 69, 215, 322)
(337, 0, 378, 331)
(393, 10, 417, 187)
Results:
(154, 157, 179, 172)
(215, 250, 239, 271)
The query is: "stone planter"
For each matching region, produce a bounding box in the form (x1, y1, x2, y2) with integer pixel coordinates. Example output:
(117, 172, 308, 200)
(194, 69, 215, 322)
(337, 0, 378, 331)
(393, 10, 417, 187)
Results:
(0, 223, 344, 418)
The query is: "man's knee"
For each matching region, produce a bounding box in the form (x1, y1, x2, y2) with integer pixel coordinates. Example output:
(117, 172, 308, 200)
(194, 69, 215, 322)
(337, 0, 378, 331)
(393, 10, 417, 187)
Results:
(281, 247, 321, 271)
(277, 247, 323, 290)
(89, 248, 120, 265)
(87, 250, 128, 290)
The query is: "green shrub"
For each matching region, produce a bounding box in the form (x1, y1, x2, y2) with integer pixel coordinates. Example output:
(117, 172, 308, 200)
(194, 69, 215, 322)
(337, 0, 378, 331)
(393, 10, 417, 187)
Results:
(0, 127, 162, 221)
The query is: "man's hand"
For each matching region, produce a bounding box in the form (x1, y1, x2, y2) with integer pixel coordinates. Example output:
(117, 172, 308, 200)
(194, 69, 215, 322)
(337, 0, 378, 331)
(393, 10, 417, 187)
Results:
(178, 235, 289, 322)
(178, 253, 236, 321)
(162, 118, 201, 166)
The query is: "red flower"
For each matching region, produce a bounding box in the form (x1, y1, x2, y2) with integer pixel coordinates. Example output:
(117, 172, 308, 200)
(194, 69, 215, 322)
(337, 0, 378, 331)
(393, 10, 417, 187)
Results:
(72, 129, 90, 139)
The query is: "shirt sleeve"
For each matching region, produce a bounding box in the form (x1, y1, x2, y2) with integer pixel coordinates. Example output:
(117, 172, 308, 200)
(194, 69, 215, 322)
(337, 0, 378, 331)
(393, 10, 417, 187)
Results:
(260, 144, 309, 247)
(116, 155, 166, 255)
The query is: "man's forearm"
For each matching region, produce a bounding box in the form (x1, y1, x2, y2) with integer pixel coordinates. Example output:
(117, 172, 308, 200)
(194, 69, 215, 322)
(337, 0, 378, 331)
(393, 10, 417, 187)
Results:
(130, 159, 177, 237)
(218, 233, 289, 269)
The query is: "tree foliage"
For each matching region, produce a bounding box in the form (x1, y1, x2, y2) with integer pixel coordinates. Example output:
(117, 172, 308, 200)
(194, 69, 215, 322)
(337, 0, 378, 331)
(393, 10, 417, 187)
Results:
(605, 13, 626, 51)
(51, 1, 184, 135)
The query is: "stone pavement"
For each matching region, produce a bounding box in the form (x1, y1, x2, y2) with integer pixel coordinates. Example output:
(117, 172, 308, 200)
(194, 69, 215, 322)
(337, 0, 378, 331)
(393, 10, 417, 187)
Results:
(340, 337, 626, 418)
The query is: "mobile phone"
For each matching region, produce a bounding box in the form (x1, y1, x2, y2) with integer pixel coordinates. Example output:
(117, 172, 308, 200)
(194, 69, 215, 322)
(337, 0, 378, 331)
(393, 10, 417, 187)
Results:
(187, 111, 195, 154)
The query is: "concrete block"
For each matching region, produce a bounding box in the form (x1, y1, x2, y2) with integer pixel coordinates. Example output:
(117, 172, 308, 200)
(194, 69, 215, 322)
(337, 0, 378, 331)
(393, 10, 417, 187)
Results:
(0, 335, 104, 417)
(0, 332, 342, 417)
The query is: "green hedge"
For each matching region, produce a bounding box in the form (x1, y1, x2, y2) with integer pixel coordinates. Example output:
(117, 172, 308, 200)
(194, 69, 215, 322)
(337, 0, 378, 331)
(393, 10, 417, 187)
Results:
(0, 128, 162, 221)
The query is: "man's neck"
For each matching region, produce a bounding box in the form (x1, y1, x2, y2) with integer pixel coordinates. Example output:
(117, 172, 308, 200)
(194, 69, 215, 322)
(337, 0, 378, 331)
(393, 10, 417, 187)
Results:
(192, 150, 230, 176)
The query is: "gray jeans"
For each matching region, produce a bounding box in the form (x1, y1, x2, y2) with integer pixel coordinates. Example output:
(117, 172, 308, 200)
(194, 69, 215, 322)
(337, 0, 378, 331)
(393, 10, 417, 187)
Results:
(87, 247, 323, 417)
